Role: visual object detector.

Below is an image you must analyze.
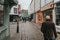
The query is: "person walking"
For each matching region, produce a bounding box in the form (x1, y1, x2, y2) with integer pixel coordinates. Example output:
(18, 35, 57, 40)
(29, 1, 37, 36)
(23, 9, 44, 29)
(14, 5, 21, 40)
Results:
(41, 15, 57, 40)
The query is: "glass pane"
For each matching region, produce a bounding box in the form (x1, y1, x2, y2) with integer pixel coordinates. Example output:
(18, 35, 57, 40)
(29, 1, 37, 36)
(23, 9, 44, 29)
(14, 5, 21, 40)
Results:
(55, 7, 60, 26)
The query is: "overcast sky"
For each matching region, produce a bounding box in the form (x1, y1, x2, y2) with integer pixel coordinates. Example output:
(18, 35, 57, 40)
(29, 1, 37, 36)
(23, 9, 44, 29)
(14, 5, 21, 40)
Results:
(18, 0, 32, 10)
(18, 0, 59, 10)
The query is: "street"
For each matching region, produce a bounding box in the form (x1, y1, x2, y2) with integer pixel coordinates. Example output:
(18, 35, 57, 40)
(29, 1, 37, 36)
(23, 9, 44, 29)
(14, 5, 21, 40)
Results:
(10, 21, 60, 40)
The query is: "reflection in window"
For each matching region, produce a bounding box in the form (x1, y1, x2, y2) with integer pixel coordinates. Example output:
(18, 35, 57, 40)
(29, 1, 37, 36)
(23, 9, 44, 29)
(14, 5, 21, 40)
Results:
(0, 5, 3, 27)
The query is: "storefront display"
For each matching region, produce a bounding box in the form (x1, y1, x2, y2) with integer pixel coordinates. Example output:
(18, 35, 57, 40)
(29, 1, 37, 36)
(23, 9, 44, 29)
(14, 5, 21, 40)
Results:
(55, 7, 60, 26)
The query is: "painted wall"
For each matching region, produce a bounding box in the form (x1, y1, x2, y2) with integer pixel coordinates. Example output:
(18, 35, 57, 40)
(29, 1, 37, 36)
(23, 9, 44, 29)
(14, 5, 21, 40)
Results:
(45, 0, 53, 4)
(54, 0, 60, 3)
(30, 0, 34, 14)
(41, 2, 54, 11)
(35, 0, 40, 12)
(28, 6, 31, 15)
(41, 0, 53, 7)
(41, 0, 45, 7)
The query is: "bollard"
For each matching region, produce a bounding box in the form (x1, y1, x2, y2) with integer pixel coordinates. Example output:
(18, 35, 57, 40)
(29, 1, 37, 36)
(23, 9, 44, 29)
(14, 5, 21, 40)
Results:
(17, 21, 19, 33)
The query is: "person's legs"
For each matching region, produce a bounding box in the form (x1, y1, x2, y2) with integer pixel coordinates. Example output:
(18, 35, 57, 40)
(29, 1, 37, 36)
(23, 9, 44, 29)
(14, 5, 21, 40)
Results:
(44, 36, 48, 40)
(49, 38, 52, 40)
(44, 37, 52, 40)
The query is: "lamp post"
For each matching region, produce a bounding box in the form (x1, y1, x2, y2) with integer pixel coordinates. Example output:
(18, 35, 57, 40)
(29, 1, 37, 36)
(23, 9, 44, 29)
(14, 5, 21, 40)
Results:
(16, 17, 19, 33)
(34, 0, 36, 23)
(16, 4, 21, 33)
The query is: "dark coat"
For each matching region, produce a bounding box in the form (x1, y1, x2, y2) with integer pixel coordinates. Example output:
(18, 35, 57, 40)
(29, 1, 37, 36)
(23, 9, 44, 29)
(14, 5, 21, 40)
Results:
(41, 21, 57, 38)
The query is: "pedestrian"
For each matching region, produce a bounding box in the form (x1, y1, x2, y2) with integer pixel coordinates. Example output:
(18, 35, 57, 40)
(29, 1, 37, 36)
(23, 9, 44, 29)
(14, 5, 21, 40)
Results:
(41, 15, 57, 40)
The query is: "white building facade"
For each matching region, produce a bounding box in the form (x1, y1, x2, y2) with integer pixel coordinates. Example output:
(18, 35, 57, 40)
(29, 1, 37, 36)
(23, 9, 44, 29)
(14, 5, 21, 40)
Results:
(29, 0, 60, 32)
(28, 0, 43, 24)
(10, 5, 18, 15)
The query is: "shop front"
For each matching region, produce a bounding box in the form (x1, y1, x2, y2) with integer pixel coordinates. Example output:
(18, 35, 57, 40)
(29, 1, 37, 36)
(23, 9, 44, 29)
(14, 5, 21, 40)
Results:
(53, 2, 60, 32)
(41, 1, 54, 22)
(36, 10, 43, 25)
(42, 8, 53, 21)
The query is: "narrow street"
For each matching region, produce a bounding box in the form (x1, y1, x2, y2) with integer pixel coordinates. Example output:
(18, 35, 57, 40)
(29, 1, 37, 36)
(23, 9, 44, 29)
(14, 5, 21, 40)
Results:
(10, 21, 43, 40)
(10, 21, 60, 40)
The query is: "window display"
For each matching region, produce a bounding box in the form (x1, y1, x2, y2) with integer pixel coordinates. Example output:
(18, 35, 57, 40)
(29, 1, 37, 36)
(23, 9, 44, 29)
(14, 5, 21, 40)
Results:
(55, 7, 60, 25)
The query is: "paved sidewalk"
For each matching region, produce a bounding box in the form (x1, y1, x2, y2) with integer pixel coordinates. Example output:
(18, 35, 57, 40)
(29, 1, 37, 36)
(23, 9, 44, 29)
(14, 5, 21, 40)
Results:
(10, 21, 43, 40)
(10, 22, 21, 40)
(31, 22, 41, 30)
(32, 22, 60, 40)
(9, 21, 60, 40)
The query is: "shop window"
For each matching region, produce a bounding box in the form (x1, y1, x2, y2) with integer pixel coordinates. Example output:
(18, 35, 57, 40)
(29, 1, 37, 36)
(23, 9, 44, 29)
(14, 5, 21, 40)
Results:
(55, 7, 60, 26)
(56, 3, 60, 6)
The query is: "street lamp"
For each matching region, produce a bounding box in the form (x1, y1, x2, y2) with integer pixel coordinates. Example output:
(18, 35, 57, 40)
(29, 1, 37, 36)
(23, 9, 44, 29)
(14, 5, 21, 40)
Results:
(16, 4, 21, 33)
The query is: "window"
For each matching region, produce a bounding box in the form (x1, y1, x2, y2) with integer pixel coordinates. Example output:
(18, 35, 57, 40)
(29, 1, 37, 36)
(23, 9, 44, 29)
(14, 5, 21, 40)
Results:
(55, 7, 60, 26)
(14, 8, 17, 14)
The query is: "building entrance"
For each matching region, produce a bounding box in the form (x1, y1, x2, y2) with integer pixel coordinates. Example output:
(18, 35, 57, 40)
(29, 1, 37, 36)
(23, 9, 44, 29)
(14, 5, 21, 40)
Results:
(42, 9, 53, 21)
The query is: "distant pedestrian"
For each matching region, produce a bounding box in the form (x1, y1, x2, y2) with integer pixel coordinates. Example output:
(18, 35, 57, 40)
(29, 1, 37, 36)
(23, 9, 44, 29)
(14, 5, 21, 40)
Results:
(41, 15, 57, 40)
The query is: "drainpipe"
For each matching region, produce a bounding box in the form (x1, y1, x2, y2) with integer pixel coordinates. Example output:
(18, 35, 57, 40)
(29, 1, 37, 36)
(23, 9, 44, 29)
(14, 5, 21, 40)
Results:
(17, 19, 19, 33)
